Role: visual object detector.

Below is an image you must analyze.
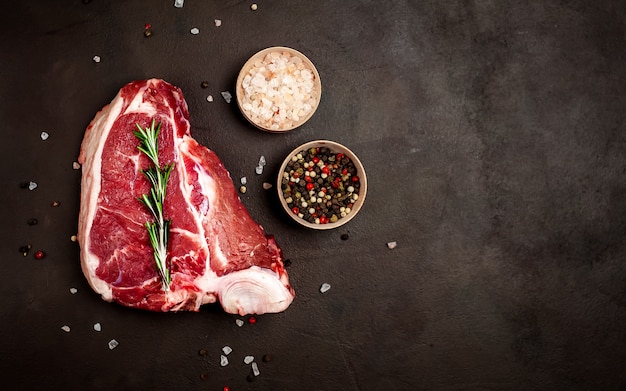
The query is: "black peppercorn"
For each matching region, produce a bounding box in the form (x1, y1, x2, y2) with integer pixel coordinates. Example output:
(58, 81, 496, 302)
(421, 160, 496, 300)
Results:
(201, 81, 209, 89)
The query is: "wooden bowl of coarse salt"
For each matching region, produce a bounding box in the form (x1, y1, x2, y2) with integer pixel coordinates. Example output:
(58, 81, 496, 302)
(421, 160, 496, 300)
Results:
(236, 46, 321, 132)
(277, 140, 367, 230)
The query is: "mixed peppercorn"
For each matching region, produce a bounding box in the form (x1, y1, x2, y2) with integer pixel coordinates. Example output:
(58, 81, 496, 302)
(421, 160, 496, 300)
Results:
(281, 146, 360, 225)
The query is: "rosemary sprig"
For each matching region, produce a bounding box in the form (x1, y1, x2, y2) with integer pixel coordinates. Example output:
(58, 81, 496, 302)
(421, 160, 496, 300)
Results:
(134, 119, 174, 291)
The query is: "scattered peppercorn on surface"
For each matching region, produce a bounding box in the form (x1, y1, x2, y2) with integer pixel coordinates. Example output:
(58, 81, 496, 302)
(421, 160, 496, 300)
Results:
(281, 146, 361, 225)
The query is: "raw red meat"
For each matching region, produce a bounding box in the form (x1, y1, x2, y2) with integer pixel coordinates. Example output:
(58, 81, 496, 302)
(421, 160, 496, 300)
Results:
(78, 79, 294, 314)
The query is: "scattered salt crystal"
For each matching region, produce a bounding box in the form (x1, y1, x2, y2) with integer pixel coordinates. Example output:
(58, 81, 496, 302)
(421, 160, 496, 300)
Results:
(243, 355, 254, 364)
(206, 95, 213, 102)
(262, 182, 272, 190)
(92, 55, 101, 63)
(387, 241, 397, 250)
(190, 27, 200, 35)
(72, 162, 81, 170)
(61, 325, 70, 333)
(222, 346, 232, 355)
(220, 355, 229, 366)
(40, 131, 49, 141)
(93, 322, 102, 332)
(108, 339, 119, 350)
(240, 177, 247, 185)
(235, 319, 244, 327)
(255, 166, 263, 175)
(258, 156, 266, 167)
(69, 287, 78, 294)
(214, 19, 221, 27)
(28, 181, 37, 191)
(252, 362, 260, 376)
(221, 91, 232, 103)
(173, 0, 184, 8)
(320, 283, 331, 293)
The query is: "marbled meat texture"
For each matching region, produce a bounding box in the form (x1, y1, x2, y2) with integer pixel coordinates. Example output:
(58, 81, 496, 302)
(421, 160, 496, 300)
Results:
(78, 79, 294, 314)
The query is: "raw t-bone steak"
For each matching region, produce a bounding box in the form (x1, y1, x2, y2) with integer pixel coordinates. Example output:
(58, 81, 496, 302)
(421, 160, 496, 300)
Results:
(78, 79, 294, 314)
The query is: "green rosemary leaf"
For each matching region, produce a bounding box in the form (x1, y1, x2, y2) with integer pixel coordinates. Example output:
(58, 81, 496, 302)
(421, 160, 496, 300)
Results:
(135, 120, 174, 291)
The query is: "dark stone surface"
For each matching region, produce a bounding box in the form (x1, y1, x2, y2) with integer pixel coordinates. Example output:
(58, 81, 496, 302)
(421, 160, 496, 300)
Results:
(1, 1, 625, 390)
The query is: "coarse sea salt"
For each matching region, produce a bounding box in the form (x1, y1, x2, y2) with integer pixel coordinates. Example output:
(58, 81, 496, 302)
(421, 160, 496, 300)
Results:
(190, 27, 199, 35)
(240, 50, 318, 130)
(222, 346, 232, 355)
(61, 325, 71, 333)
(206, 95, 213, 102)
(72, 162, 81, 170)
(40, 131, 49, 140)
(252, 362, 260, 376)
(240, 177, 247, 185)
(69, 287, 78, 294)
(387, 241, 397, 250)
(93, 323, 102, 332)
(221, 91, 232, 103)
(28, 181, 37, 191)
(235, 319, 244, 327)
(92, 55, 101, 63)
(243, 355, 254, 364)
(214, 19, 221, 27)
(220, 355, 229, 366)
(108, 339, 119, 350)
(320, 283, 331, 293)
(173, 0, 184, 8)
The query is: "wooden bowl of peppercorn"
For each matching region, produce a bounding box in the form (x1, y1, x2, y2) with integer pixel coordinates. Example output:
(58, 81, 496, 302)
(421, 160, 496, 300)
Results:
(277, 140, 367, 230)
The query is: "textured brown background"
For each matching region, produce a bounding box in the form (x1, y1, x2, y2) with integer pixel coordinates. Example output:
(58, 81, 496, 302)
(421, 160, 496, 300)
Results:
(1, 1, 625, 390)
